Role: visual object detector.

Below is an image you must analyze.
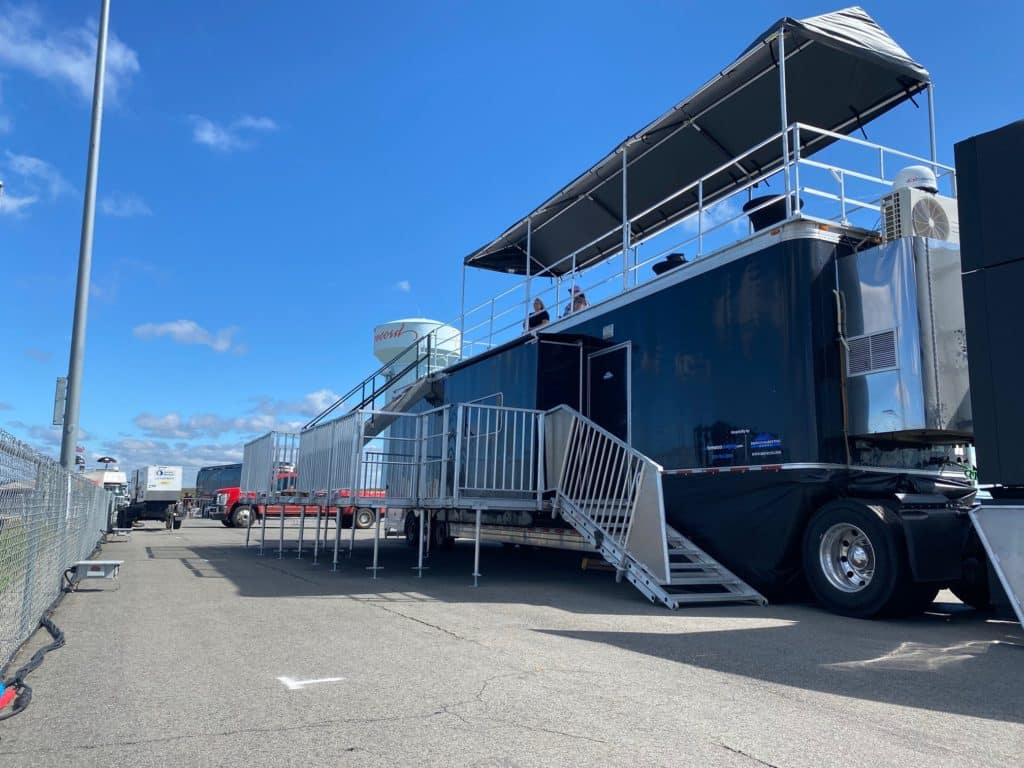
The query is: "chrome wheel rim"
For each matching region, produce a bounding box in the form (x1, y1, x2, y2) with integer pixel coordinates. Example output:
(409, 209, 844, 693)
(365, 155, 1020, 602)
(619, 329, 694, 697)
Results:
(234, 507, 252, 527)
(356, 510, 373, 528)
(819, 522, 875, 593)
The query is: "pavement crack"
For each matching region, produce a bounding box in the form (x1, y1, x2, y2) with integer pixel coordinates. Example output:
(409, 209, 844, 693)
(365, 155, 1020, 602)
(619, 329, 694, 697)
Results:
(718, 742, 780, 768)
(0, 710, 452, 757)
(367, 602, 487, 647)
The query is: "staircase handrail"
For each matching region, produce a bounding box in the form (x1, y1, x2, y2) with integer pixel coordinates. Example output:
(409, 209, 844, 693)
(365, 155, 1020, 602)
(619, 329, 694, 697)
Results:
(303, 331, 436, 430)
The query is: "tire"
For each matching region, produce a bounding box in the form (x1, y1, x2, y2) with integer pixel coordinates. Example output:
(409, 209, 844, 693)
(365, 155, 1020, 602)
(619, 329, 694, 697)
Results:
(431, 519, 455, 550)
(172, 520, 182, 530)
(802, 499, 911, 619)
(950, 534, 991, 609)
(220, 519, 233, 527)
(354, 508, 375, 530)
(232, 506, 255, 528)
(404, 511, 420, 548)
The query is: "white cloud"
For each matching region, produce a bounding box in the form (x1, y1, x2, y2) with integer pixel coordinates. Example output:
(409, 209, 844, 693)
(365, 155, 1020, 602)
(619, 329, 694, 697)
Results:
(680, 197, 744, 235)
(0, 5, 140, 102)
(7, 420, 90, 450)
(0, 191, 38, 215)
(189, 114, 278, 152)
(253, 388, 342, 419)
(5, 150, 71, 199)
(97, 437, 245, 485)
(234, 115, 278, 132)
(394, 280, 411, 293)
(133, 319, 242, 353)
(100, 192, 152, 217)
(133, 411, 302, 440)
(0, 402, 12, 411)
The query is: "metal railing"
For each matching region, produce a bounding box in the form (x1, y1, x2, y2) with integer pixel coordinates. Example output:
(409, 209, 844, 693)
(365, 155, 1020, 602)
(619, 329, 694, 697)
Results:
(545, 406, 669, 582)
(288, 404, 546, 512)
(240, 430, 299, 496)
(454, 121, 957, 358)
(0, 429, 113, 671)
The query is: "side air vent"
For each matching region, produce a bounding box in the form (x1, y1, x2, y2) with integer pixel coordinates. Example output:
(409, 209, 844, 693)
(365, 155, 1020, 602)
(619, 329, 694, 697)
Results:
(846, 329, 897, 376)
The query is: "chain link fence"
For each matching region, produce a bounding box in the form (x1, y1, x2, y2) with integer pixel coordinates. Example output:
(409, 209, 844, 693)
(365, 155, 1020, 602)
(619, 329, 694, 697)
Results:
(0, 429, 113, 672)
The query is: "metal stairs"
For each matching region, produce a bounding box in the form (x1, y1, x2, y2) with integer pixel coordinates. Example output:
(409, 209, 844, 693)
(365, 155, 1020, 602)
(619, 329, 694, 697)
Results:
(546, 406, 765, 609)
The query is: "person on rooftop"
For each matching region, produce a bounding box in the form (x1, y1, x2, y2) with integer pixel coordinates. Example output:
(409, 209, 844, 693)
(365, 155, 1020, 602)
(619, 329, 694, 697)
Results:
(525, 297, 550, 332)
(563, 285, 589, 316)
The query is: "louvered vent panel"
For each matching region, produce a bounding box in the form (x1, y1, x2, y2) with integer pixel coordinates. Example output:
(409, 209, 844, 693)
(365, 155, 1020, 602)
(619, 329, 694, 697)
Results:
(870, 330, 897, 369)
(847, 329, 898, 377)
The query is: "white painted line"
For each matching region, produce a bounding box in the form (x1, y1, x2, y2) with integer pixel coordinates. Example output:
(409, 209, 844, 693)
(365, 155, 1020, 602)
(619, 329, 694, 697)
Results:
(276, 676, 346, 691)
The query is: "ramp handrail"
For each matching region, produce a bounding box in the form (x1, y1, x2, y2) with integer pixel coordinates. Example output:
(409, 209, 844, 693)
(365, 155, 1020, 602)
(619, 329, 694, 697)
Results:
(546, 405, 670, 582)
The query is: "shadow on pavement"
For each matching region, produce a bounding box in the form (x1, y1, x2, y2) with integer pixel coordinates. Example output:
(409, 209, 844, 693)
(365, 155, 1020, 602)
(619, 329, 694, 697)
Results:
(537, 612, 1024, 724)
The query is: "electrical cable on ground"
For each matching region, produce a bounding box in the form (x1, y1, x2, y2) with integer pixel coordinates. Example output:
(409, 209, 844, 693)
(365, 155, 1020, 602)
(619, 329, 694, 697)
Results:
(0, 609, 67, 722)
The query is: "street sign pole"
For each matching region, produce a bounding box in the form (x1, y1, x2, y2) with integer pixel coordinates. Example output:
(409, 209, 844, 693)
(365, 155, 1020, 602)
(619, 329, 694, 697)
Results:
(60, 0, 111, 470)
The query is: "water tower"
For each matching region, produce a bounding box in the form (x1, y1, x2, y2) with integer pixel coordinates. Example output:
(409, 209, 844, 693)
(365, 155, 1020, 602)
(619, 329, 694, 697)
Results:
(372, 318, 461, 394)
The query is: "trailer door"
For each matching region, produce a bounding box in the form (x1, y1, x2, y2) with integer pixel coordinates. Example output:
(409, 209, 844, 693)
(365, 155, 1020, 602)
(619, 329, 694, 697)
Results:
(586, 343, 630, 443)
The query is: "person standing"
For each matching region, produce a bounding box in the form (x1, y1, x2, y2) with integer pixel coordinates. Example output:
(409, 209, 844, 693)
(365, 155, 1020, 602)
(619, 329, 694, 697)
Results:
(525, 298, 550, 331)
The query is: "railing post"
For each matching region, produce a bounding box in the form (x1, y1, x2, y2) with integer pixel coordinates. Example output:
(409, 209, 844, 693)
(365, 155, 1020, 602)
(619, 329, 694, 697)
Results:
(792, 123, 802, 215)
(453, 406, 464, 505)
(926, 83, 938, 181)
(488, 299, 495, 348)
(458, 264, 466, 361)
(777, 26, 792, 218)
(296, 504, 306, 558)
(622, 146, 630, 291)
(524, 216, 533, 330)
(536, 411, 545, 508)
(697, 179, 704, 256)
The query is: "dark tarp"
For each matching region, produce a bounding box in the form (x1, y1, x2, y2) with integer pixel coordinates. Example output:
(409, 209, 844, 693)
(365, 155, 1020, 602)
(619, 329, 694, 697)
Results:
(464, 6, 930, 277)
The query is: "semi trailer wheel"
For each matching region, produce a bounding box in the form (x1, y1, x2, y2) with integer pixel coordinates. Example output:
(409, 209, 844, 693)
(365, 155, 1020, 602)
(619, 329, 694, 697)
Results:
(354, 508, 375, 529)
(232, 506, 255, 528)
(802, 499, 911, 618)
(172, 520, 182, 530)
(404, 511, 419, 548)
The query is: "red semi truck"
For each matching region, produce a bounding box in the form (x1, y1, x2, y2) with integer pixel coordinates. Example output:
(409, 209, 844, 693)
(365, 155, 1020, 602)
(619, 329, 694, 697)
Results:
(211, 470, 382, 529)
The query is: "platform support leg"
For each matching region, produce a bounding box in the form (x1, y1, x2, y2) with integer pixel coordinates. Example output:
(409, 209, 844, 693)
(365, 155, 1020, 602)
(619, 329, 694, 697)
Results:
(414, 509, 427, 578)
(296, 505, 306, 558)
(277, 505, 285, 559)
(258, 501, 267, 556)
(349, 505, 357, 557)
(331, 506, 342, 572)
(368, 508, 382, 579)
(312, 506, 322, 565)
(472, 508, 482, 587)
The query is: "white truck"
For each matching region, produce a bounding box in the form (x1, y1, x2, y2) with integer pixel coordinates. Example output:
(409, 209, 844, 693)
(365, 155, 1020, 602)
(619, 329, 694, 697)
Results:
(82, 468, 130, 511)
(125, 465, 184, 529)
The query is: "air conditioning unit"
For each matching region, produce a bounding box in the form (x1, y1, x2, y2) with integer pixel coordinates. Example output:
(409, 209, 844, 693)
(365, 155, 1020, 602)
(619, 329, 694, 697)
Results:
(881, 187, 960, 243)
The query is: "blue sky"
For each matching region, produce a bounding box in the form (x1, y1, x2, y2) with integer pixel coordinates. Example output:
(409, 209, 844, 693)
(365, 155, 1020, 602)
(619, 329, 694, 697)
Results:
(1, 1, 1020, 483)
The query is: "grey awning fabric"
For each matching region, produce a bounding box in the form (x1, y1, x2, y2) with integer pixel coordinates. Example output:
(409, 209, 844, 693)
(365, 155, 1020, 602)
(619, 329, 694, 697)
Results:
(464, 6, 929, 277)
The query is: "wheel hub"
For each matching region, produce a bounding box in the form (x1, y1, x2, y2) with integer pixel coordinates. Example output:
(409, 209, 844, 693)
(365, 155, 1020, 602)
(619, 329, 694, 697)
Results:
(819, 523, 875, 593)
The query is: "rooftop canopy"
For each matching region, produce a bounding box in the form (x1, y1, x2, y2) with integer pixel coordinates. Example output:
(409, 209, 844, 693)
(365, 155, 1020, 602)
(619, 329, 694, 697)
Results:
(463, 6, 930, 277)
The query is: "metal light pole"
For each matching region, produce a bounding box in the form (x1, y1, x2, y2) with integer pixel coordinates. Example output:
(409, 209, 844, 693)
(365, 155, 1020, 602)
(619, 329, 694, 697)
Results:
(60, 0, 111, 470)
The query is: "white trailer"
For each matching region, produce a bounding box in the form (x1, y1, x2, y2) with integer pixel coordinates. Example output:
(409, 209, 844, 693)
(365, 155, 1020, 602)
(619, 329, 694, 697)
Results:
(126, 465, 184, 527)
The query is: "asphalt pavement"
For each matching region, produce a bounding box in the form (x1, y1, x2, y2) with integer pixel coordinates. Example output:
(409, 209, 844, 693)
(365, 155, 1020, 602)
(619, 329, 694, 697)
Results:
(1, 518, 1021, 767)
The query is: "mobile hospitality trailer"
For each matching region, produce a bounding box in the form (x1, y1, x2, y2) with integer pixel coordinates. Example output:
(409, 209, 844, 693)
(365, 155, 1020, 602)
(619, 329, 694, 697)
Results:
(258, 7, 989, 617)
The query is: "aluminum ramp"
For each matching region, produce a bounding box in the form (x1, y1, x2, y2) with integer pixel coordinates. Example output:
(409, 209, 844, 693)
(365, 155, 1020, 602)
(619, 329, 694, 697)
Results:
(970, 504, 1024, 629)
(545, 406, 765, 609)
